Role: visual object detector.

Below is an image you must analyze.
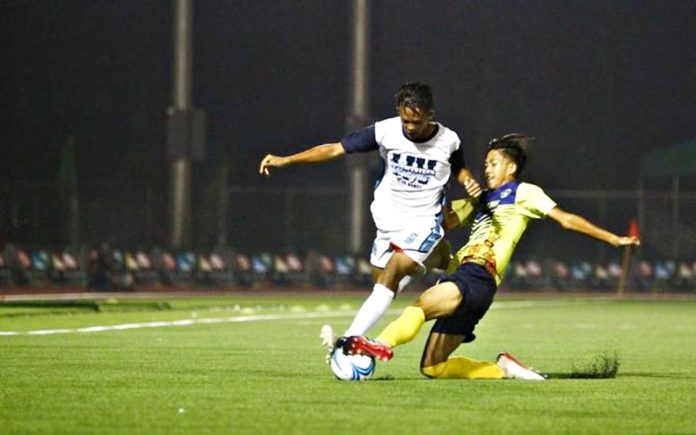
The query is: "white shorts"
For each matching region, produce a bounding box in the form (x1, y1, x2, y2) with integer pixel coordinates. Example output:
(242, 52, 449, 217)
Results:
(369, 222, 444, 275)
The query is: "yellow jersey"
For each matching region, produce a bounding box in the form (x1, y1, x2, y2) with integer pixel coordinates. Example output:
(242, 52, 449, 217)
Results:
(448, 181, 557, 286)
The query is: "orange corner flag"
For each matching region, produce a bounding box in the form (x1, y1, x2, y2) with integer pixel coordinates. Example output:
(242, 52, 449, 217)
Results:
(628, 218, 640, 239)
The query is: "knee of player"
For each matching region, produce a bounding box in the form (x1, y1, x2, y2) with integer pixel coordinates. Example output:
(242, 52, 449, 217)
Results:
(376, 266, 409, 290)
(420, 362, 446, 378)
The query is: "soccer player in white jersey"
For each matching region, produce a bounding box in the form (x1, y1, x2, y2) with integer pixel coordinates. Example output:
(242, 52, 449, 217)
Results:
(344, 134, 641, 380)
(259, 82, 473, 354)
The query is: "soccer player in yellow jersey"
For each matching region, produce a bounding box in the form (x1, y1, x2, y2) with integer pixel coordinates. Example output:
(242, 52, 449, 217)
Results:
(342, 133, 641, 380)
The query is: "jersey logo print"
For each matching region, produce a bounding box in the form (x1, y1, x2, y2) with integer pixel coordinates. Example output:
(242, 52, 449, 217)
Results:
(389, 152, 438, 188)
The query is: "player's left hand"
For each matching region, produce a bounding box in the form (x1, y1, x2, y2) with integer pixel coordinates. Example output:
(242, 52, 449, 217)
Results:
(463, 177, 482, 199)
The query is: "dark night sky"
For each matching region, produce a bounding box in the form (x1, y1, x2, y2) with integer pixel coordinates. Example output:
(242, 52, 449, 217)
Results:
(2, 0, 696, 193)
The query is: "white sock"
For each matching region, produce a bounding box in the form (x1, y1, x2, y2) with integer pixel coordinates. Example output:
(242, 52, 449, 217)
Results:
(397, 275, 413, 293)
(344, 284, 395, 336)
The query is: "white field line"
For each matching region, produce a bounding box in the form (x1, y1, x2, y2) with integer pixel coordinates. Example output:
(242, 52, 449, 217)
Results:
(0, 299, 599, 336)
(0, 311, 361, 336)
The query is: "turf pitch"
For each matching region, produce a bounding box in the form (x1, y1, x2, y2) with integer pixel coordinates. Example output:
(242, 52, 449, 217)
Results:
(1, 292, 695, 434)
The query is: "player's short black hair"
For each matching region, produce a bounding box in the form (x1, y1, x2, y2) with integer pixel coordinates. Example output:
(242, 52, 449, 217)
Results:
(487, 133, 532, 177)
(395, 81, 434, 114)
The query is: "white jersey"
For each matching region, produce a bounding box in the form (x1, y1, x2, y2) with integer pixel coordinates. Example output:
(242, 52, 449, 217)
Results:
(373, 117, 460, 228)
(341, 117, 465, 268)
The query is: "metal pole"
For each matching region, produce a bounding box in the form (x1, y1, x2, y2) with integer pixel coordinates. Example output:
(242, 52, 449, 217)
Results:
(350, 0, 369, 121)
(170, 0, 193, 249)
(215, 159, 229, 248)
(672, 175, 680, 259)
(347, 0, 370, 254)
(637, 176, 644, 240)
(597, 192, 607, 264)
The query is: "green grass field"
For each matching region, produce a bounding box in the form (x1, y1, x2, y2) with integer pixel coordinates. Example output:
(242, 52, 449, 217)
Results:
(1, 292, 695, 434)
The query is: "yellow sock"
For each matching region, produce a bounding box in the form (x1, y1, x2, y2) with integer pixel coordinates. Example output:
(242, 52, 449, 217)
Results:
(376, 306, 425, 348)
(422, 356, 504, 379)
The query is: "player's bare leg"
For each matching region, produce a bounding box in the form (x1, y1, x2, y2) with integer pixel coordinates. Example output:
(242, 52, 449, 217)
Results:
(343, 252, 419, 337)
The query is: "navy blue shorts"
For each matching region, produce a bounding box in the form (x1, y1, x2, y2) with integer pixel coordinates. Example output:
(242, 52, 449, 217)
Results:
(429, 262, 497, 343)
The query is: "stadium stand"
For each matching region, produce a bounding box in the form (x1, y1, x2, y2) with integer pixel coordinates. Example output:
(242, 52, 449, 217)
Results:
(284, 253, 306, 286)
(549, 259, 571, 291)
(175, 252, 197, 286)
(157, 250, 179, 287)
(304, 251, 335, 288)
(232, 253, 253, 287)
(198, 251, 235, 288)
(674, 261, 696, 291)
(13, 249, 50, 287)
(0, 252, 11, 286)
(250, 253, 272, 287)
(634, 260, 654, 292)
(129, 250, 160, 287)
(0, 244, 692, 293)
(334, 255, 356, 288)
(50, 249, 86, 287)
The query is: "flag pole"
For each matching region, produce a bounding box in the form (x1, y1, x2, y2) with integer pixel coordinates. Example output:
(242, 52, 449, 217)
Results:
(617, 246, 630, 296)
(617, 218, 640, 296)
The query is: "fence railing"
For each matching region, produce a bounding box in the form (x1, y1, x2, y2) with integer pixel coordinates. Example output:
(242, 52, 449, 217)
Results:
(2, 181, 695, 262)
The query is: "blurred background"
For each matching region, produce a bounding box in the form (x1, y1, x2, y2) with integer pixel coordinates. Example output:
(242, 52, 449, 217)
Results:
(1, 0, 695, 291)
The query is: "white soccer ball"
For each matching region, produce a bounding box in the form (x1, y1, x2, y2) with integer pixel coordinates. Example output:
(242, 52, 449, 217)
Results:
(330, 349, 376, 381)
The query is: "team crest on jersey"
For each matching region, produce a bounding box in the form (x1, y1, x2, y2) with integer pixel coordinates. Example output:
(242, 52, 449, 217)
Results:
(389, 152, 438, 188)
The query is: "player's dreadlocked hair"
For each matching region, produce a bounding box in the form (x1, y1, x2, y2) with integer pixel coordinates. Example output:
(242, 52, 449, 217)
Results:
(395, 81, 434, 114)
(487, 133, 533, 177)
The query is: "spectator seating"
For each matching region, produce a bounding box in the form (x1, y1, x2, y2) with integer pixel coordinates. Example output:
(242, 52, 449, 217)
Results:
(355, 257, 374, 287)
(198, 252, 235, 288)
(130, 250, 160, 287)
(175, 252, 197, 286)
(232, 253, 253, 287)
(0, 253, 11, 286)
(0, 244, 693, 293)
(250, 253, 272, 287)
(334, 255, 356, 288)
(50, 250, 86, 287)
(673, 261, 696, 291)
(284, 253, 306, 285)
(108, 249, 135, 290)
(634, 260, 654, 292)
(12, 249, 50, 287)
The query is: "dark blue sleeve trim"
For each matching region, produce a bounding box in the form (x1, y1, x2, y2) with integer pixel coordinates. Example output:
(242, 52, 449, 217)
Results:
(449, 146, 466, 175)
(340, 125, 378, 153)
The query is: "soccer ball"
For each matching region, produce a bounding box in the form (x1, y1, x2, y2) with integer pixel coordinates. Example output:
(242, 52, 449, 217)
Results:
(330, 349, 376, 381)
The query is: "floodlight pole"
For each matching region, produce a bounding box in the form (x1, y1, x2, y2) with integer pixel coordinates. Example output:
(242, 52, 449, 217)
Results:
(170, 0, 193, 249)
(347, 0, 370, 254)
(672, 175, 680, 259)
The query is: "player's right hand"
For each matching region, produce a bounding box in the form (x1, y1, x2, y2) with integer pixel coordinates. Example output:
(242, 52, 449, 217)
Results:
(614, 236, 641, 247)
(259, 154, 285, 177)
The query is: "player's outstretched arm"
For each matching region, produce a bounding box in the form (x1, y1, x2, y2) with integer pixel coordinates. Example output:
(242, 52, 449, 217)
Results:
(259, 142, 346, 177)
(547, 207, 641, 247)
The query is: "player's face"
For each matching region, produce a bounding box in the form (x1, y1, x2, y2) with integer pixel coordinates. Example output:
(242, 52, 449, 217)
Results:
(397, 105, 434, 141)
(484, 150, 517, 190)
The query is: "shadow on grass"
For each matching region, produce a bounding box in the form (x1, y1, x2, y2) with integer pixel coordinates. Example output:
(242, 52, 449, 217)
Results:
(370, 375, 396, 381)
(545, 371, 687, 379)
(614, 372, 689, 379)
(545, 372, 616, 379)
(0, 299, 171, 316)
